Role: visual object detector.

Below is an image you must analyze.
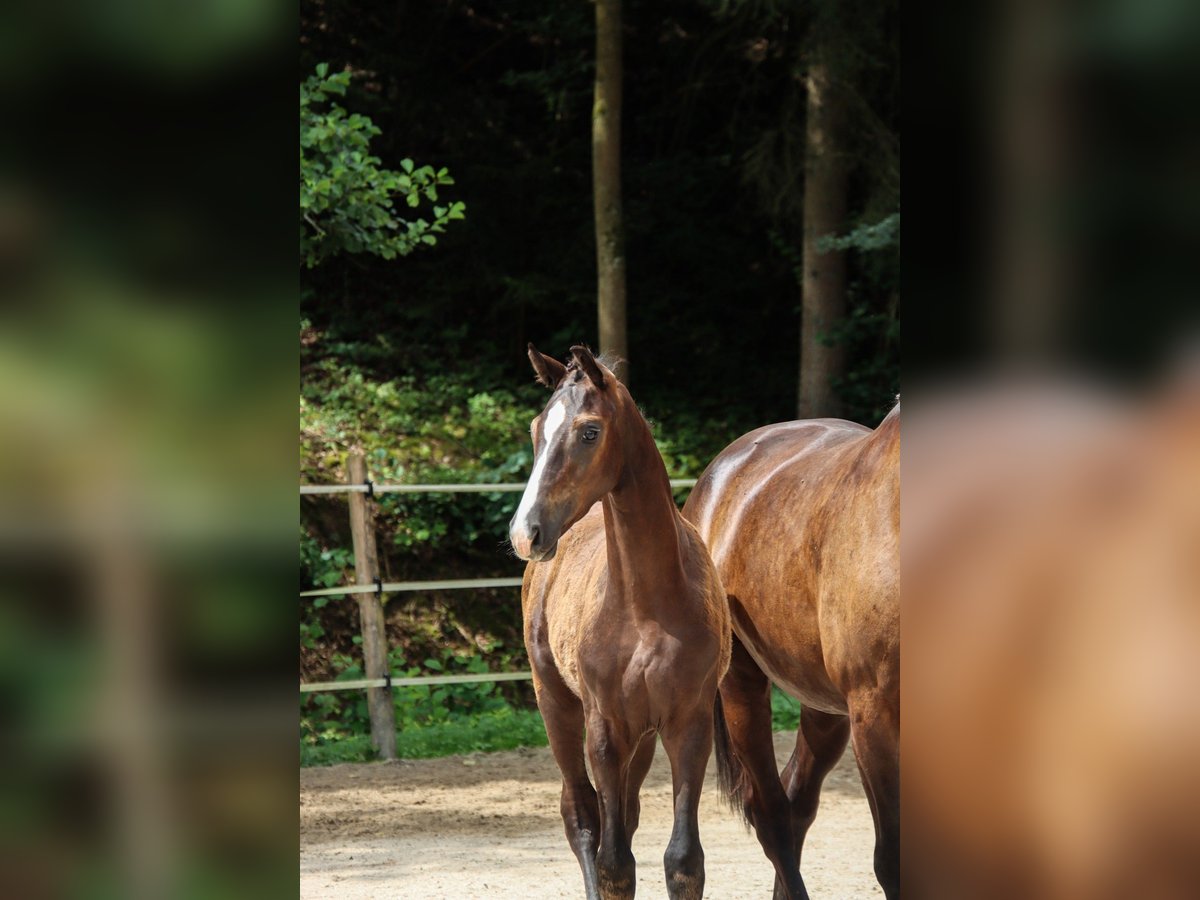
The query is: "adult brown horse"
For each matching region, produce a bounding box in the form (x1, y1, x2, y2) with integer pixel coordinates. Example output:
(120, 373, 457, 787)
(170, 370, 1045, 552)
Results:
(682, 402, 899, 900)
(509, 344, 731, 900)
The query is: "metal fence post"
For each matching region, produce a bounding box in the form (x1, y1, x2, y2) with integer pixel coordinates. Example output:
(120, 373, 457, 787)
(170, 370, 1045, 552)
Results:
(346, 448, 396, 760)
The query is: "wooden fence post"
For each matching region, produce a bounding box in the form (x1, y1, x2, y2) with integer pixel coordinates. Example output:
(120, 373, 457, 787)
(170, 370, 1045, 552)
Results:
(347, 448, 397, 760)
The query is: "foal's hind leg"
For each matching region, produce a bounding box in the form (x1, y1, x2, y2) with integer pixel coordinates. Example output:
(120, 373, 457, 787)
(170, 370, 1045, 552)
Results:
(717, 637, 808, 899)
(779, 708, 851, 874)
(847, 689, 900, 900)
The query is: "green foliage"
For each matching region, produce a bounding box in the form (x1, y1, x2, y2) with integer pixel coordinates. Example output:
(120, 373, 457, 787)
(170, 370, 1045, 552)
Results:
(818, 212, 900, 253)
(300, 354, 539, 553)
(771, 686, 803, 732)
(395, 706, 547, 759)
(300, 732, 375, 765)
(299, 531, 354, 650)
(304, 643, 506, 728)
(300, 532, 353, 592)
(396, 646, 511, 724)
(300, 63, 465, 268)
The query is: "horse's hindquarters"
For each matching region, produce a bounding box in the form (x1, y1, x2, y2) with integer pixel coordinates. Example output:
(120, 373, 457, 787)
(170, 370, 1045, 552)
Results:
(685, 412, 900, 899)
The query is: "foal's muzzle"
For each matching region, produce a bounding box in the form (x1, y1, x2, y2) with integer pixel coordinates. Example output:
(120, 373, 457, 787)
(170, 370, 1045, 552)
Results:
(509, 515, 560, 562)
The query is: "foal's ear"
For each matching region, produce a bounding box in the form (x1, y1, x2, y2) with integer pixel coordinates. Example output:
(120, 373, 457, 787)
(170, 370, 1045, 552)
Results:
(569, 345, 607, 389)
(528, 343, 567, 389)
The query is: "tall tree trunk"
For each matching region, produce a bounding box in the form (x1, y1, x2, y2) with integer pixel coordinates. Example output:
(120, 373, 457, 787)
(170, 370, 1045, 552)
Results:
(798, 56, 848, 419)
(991, 0, 1072, 360)
(593, 0, 628, 384)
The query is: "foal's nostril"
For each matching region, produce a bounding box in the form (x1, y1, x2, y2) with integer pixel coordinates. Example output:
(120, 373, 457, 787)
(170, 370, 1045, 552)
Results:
(529, 525, 541, 549)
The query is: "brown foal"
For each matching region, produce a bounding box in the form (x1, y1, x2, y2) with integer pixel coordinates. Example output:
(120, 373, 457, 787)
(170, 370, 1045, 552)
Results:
(510, 345, 730, 900)
(682, 402, 900, 900)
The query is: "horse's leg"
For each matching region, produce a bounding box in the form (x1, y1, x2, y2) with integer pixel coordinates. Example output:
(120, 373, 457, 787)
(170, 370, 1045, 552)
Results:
(623, 731, 656, 839)
(847, 689, 900, 900)
(585, 709, 638, 899)
(540, 686, 603, 899)
(779, 708, 851, 872)
(660, 704, 715, 900)
(528, 620, 602, 898)
(716, 636, 808, 899)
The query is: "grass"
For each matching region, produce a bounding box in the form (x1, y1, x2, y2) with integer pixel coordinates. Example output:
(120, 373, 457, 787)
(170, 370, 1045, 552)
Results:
(301, 704, 549, 766)
(300, 688, 806, 767)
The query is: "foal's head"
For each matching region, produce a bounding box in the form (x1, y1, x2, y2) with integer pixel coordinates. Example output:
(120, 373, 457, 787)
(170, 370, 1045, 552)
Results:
(509, 344, 630, 561)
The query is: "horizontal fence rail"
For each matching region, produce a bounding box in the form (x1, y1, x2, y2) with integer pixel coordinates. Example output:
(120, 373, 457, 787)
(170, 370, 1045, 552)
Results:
(301, 478, 697, 496)
(300, 476, 698, 701)
(301, 576, 524, 598)
(300, 670, 534, 693)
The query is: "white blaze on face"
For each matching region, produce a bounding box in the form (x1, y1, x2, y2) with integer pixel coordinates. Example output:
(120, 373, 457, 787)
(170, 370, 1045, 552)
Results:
(511, 399, 567, 556)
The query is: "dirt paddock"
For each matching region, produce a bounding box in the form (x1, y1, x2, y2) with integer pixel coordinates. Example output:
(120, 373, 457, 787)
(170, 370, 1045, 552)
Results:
(301, 731, 882, 898)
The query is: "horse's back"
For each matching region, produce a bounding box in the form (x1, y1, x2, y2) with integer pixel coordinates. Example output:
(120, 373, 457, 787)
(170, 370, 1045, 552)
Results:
(683, 411, 899, 711)
(686, 418, 868, 553)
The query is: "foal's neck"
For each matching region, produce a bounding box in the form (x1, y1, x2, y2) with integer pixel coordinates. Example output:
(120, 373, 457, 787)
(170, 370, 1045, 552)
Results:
(600, 404, 687, 612)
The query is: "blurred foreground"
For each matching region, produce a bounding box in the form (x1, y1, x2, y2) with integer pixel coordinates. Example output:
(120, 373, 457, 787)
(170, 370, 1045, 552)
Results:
(903, 0, 1200, 889)
(903, 369, 1200, 898)
(0, 1, 295, 897)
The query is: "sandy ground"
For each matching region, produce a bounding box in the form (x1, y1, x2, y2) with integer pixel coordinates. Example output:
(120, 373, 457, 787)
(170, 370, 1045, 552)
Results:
(300, 731, 882, 899)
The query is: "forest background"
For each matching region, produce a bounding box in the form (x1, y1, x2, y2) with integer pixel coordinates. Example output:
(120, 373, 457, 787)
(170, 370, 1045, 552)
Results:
(299, 0, 899, 763)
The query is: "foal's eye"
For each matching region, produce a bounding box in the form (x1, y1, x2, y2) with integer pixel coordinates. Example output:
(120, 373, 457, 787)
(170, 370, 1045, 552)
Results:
(582, 427, 599, 443)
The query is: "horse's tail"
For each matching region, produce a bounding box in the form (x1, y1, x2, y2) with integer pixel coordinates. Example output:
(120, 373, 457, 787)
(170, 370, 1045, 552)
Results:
(713, 690, 753, 829)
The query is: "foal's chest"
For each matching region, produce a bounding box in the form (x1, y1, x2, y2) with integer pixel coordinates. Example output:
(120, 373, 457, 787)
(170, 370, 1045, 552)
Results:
(553, 616, 682, 704)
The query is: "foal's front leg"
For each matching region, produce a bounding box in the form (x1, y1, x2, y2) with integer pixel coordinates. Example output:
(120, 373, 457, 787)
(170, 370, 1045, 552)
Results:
(660, 703, 715, 900)
(585, 708, 638, 899)
(540, 685, 602, 900)
(528, 610, 602, 898)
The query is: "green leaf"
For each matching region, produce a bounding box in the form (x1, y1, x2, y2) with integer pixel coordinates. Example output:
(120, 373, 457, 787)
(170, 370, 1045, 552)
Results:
(300, 64, 462, 266)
